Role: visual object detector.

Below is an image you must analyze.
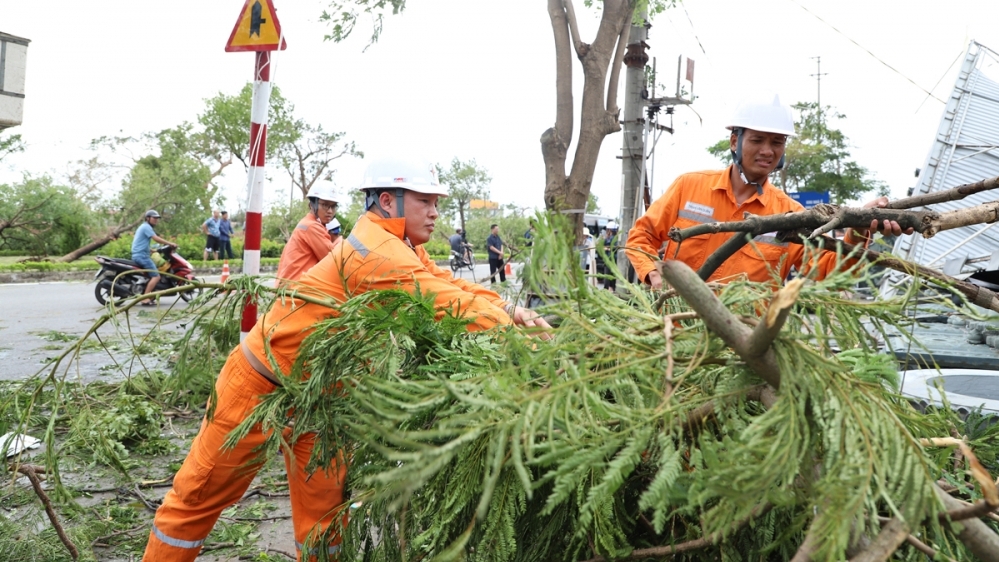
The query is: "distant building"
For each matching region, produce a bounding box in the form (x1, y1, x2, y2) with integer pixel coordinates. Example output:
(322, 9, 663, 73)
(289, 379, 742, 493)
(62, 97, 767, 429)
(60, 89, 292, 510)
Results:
(884, 40, 999, 300)
(470, 198, 501, 216)
(0, 32, 30, 130)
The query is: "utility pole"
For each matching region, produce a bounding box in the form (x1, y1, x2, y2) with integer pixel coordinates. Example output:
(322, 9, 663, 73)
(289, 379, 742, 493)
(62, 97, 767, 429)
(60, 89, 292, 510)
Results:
(811, 56, 827, 124)
(616, 9, 649, 286)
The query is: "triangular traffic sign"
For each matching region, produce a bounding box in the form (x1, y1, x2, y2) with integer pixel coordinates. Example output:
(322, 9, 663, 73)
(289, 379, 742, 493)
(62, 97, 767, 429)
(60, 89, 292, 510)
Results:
(225, 0, 288, 52)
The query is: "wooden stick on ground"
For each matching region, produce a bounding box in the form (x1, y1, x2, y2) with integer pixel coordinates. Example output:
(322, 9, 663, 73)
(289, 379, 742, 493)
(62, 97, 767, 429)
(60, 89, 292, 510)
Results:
(14, 463, 79, 560)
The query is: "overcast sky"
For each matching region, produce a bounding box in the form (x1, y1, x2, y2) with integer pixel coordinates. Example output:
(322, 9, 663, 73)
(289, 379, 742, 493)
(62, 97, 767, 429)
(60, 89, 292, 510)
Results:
(4, 0, 999, 220)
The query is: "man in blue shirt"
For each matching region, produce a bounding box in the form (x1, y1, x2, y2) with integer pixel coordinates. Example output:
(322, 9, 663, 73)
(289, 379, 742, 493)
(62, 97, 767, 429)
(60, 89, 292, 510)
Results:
(131, 210, 176, 306)
(218, 210, 235, 260)
(201, 210, 221, 261)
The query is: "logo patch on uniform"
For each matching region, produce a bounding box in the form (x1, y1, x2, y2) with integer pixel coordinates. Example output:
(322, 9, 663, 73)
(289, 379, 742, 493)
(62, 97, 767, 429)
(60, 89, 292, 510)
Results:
(683, 202, 714, 217)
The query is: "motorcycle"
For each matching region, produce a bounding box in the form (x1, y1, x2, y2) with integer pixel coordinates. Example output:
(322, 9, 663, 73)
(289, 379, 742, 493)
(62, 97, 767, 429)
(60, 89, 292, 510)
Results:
(93, 245, 202, 306)
(449, 244, 476, 272)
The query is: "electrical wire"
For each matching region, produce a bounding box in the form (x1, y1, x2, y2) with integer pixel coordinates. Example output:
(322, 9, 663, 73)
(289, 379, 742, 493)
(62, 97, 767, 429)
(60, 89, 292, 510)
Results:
(680, 3, 709, 61)
(787, 0, 946, 104)
(915, 48, 963, 114)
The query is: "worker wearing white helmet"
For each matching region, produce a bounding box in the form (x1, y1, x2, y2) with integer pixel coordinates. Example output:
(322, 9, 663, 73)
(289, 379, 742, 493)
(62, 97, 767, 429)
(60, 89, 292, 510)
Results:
(276, 180, 341, 281)
(326, 217, 342, 243)
(627, 93, 909, 289)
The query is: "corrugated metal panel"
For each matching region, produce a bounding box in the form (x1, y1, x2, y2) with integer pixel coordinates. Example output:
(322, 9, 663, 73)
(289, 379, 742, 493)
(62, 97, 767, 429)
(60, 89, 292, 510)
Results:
(889, 41, 999, 280)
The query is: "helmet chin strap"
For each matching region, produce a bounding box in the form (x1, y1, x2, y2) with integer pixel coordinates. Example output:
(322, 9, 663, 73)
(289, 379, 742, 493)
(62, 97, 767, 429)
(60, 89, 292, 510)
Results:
(366, 188, 408, 219)
(732, 128, 766, 196)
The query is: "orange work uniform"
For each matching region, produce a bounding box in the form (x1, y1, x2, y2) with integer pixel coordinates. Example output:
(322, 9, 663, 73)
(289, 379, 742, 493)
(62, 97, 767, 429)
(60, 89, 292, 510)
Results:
(144, 211, 512, 562)
(276, 212, 335, 281)
(626, 166, 847, 284)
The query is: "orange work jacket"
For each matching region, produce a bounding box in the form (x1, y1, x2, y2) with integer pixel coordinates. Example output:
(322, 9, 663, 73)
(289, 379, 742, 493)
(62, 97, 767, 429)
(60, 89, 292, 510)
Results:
(626, 166, 848, 284)
(245, 211, 513, 376)
(276, 212, 335, 281)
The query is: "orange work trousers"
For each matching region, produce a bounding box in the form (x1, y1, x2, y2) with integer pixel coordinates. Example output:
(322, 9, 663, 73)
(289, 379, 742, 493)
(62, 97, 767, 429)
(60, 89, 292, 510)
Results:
(143, 346, 348, 561)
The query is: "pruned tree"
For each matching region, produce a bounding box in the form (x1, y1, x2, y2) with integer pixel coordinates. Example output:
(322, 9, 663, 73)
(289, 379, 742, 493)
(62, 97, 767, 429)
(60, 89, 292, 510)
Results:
(197, 83, 299, 173)
(437, 157, 491, 234)
(282, 121, 362, 200)
(320, 1, 675, 240)
(541, 0, 635, 232)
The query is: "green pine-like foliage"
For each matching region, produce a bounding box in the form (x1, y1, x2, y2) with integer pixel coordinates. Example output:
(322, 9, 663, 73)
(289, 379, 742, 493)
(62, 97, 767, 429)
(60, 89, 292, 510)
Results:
(226, 217, 993, 562)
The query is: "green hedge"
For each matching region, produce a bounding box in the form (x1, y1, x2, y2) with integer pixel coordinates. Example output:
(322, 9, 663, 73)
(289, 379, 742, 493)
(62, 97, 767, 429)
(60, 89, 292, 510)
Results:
(100, 233, 285, 260)
(0, 257, 281, 274)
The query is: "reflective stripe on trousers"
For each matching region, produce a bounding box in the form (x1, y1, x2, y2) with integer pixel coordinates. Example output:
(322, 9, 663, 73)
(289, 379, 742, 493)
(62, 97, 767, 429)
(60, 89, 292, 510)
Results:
(141, 346, 348, 562)
(152, 525, 205, 550)
(297, 541, 342, 556)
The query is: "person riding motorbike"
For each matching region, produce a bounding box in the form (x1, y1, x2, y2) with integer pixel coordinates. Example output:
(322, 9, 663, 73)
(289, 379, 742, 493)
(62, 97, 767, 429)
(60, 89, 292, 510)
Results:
(132, 210, 176, 306)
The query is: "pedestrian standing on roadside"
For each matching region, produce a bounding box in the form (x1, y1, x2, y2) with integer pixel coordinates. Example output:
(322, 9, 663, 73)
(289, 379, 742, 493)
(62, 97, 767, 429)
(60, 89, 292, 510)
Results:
(487, 223, 506, 284)
(201, 210, 221, 261)
(218, 211, 235, 260)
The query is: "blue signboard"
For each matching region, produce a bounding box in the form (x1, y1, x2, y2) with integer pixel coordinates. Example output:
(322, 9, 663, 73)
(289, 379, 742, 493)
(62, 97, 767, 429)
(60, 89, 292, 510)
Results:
(790, 191, 830, 208)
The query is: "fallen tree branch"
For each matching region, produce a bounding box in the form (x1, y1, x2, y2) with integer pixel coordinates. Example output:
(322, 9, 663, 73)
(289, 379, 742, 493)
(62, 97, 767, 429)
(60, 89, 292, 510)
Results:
(941, 500, 998, 523)
(789, 524, 819, 562)
(670, 206, 931, 243)
(660, 261, 801, 389)
(578, 537, 712, 562)
(696, 233, 999, 313)
(91, 524, 146, 547)
(579, 503, 774, 562)
(936, 485, 999, 562)
(671, 200, 999, 244)
(680, 384, 775, 436)
(14, 464, 78, 560)
(887, 174, 999, 210)
(847, 517, 909, 562)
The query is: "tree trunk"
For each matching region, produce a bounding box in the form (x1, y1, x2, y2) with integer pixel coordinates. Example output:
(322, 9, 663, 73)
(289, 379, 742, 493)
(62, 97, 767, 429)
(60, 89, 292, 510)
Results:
(57, 220, 140, 263)
(542, 0, 635, 240)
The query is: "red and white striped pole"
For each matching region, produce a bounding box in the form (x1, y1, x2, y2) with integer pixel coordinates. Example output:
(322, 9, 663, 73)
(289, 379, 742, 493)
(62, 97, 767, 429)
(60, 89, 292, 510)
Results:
(240, 50, 272, 340)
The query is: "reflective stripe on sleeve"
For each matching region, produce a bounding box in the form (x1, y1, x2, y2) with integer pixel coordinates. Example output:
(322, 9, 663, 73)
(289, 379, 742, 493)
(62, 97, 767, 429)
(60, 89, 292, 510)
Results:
(753, 235, 789, 247)
(152, 525, 206, 549)
(347, 233, 370, 258)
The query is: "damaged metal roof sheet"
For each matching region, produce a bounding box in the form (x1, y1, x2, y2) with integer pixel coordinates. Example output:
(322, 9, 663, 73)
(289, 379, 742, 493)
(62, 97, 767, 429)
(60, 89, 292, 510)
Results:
(886, 41, 999, 292)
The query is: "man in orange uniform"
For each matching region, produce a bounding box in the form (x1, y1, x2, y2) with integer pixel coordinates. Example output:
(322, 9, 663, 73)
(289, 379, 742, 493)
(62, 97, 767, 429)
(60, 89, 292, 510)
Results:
(276, 180, 340, 282)
(627, 94, 907, 288)
(143, 157, 550, 562)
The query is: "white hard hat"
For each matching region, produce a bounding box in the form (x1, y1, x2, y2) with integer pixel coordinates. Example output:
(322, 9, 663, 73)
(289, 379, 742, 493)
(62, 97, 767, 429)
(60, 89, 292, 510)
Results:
(726, 94, 796, 137)
(327, 218, 341, 232)
(606, 221, 619, 230)
(358, 157, 449, 197)
(307, 180, 341, 203)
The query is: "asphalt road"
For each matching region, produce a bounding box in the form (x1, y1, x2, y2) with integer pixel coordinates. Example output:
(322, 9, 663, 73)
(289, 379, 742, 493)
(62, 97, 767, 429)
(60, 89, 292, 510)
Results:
(0, 279, 198, 383)
(0, 263, 520, 384)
